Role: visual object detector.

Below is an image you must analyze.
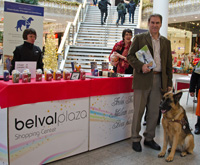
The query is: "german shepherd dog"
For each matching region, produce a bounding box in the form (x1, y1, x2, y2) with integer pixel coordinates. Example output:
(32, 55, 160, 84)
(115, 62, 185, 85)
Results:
(158, 92, 194, 162)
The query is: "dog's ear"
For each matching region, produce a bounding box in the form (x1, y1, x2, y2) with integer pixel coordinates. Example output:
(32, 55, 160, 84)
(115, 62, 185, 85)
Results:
(173, 92, 183, 104)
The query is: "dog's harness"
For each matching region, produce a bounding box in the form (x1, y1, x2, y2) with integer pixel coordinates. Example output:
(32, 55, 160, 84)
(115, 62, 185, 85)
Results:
(163, 116, 190, 131)
(164, 117, 187, 129)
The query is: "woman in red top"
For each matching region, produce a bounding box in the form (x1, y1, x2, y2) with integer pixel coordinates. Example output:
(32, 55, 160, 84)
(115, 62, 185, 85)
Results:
(109, 29, 133, 74)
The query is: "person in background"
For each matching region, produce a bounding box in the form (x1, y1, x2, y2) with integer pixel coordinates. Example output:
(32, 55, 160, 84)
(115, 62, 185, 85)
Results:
(123, 1, 128, 24)
(189, 69, 200, 134)
(127, 0, 136, 24)
(0, 46, 3, 64)
(98, 0, 111, 25)
(109, 29, 133, 74)
(116, 0, 125, 26)
(193, 41, 199, 56)
(93, 0, 98, 6)
(127, 13, 173, 152)
(10, 28, 43, 74)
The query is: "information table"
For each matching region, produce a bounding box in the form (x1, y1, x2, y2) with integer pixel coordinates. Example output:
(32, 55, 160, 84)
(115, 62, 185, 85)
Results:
(0, 77, 133, 165)
(175, 76, 191, 92)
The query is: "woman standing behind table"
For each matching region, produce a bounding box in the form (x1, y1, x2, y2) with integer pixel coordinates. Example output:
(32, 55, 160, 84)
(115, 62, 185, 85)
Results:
(10, 28, 43, 74)
(109, 28, 133, 74)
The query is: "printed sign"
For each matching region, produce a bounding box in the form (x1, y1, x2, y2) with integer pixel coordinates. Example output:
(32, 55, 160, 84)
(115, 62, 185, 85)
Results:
(8, 98, 89, 165)
(3, 2, 44, 56)
(0, 108, 8, 165)
(89, 93, 134, 150)
(15, 61, 36, 78)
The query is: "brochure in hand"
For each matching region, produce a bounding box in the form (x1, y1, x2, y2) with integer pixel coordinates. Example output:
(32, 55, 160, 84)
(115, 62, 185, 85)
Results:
(135, 45, 156, 69)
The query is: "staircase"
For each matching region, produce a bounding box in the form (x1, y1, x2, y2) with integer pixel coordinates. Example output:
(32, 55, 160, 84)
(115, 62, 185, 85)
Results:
(63, 5, 140, 72)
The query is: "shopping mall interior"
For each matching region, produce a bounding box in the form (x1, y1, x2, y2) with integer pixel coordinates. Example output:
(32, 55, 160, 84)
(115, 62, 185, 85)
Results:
(0, 0, 200, 165)
(1, 0, 200, 73)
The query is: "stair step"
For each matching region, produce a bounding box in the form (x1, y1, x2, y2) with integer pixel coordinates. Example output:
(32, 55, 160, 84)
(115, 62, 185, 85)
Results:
(77, 34, 122, 37)
(67, 56, 108, 60)
(75, 43, 115, 47)
(70, 46, 112, 50)
(68, 52, 110, 56)
(76, 37, 121, 40)
(70, 49, 111, 53)
(65, 60, 109, 64)
(64, 64, 111, 69)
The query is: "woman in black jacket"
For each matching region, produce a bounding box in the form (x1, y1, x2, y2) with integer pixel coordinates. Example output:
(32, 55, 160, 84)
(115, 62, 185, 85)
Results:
(189, 70, 200, 134)
(10, 28, 43, 74)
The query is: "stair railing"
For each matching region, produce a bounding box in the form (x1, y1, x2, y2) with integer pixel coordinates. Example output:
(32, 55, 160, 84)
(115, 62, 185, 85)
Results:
(72, 2, 89, 45)
(57, 0, 88, 70)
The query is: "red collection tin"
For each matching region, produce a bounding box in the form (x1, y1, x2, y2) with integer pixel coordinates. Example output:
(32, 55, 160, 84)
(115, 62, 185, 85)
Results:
(55, 72, 62, 80)
(22, 73, 28, 83)
(63, 70, 70, 80)
(36, 73, 42, 81)
(80, 70, 86, 80)
(46, 72, 52, 81)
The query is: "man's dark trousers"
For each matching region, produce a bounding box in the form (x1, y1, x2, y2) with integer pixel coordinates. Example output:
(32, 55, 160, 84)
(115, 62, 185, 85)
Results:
(101, 10, 107, 24)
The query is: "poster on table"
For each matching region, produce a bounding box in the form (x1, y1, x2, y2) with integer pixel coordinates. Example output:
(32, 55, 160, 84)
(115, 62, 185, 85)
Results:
(3, 1, 44, 70)
(89, 93, 134, 150)
(8, 98, 89, 165)
(0, 108, 8, 165)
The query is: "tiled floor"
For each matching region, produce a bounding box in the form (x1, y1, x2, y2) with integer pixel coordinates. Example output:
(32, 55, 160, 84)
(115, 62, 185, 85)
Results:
(47, 74, 200, 165)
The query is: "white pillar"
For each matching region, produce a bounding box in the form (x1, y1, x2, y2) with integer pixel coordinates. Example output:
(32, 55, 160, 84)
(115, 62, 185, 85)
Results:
(153, 0, 169, 38)
(137, 0, 143, 28)
(110, 0, 115, 6)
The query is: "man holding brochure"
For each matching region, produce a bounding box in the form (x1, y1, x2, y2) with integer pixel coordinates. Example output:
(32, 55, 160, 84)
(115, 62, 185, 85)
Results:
(127, 13, 172, 152)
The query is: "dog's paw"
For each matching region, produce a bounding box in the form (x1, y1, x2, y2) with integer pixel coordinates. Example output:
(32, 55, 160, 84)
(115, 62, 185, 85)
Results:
(180, 152, 187, 157)
(158, 152, 165, 158)
(165, 156, 174, 162)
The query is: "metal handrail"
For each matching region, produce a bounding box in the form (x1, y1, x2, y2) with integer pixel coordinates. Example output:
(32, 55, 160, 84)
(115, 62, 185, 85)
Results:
(57, 22, 71, 55)
(57, 0, 88, 70)
(57, 0, 87, 56)
(72, 0, 88, 40)
(72, 4, 82, 31)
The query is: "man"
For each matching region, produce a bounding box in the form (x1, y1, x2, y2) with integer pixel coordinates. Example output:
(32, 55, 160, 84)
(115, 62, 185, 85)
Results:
(93, 0, 98, 6)
(122, 1, 127, 24)
(127, 0, 136, 23)
(127, 13, 172, 152)
(98, 0, 111, 25)
(116, 0, 125, 26)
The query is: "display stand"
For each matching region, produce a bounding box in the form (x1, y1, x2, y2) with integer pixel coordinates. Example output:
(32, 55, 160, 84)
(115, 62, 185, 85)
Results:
(0, 77, 133, 165)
